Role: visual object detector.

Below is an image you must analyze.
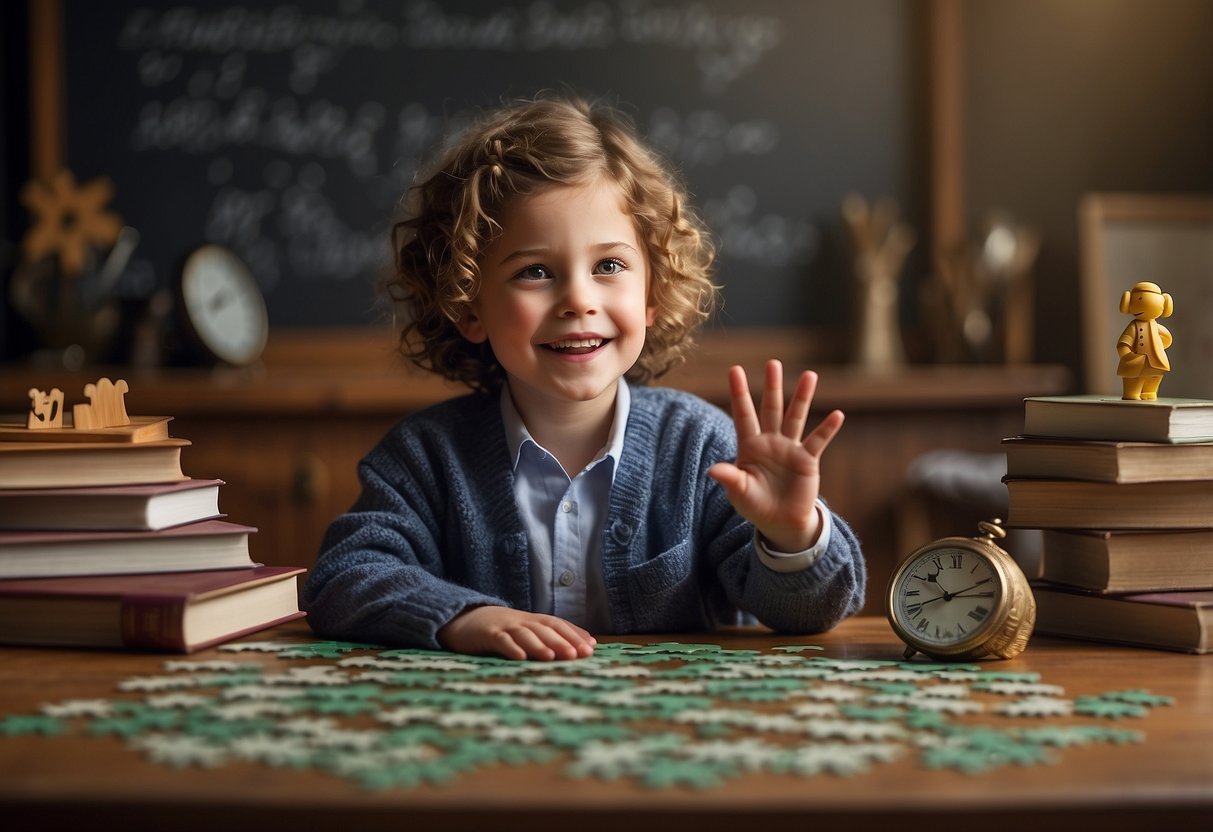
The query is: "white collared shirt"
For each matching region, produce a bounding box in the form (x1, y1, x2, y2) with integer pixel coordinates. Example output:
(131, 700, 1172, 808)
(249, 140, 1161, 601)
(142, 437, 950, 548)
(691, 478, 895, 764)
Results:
(501, 381, 830, 630)
(501, 382, 629, 632)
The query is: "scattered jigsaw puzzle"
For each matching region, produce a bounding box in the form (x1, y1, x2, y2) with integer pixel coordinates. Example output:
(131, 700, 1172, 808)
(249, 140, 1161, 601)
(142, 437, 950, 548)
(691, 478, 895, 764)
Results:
(0, 640, 1172, 790)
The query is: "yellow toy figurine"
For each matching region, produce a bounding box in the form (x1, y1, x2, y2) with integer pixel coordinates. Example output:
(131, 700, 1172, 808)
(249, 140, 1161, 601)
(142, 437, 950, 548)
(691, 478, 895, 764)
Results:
(1116, 281, 1173, 401)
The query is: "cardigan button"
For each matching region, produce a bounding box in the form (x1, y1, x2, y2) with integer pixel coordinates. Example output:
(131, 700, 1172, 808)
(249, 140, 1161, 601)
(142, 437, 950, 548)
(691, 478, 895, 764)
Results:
(611, 521, 633, 543)
(502, 539, 517, 555)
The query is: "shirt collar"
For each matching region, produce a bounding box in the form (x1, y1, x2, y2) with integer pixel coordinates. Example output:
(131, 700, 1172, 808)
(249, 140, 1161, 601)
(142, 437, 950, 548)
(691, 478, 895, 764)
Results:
(500, 380, 631, 474)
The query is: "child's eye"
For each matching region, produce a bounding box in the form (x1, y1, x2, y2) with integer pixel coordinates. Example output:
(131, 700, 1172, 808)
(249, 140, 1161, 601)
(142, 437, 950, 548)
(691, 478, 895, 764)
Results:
(595, 258, 627, 276)
(514, 264, 550, 281)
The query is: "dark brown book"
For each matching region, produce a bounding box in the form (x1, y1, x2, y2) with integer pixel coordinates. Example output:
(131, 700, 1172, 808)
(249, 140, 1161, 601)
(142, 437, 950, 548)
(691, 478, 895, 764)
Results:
(0, 519, 256, 579)
(0, 479, 223, 531)
(1004, 478, 1213, 530)
(1034, 585, 1213, 654)
(0, 566, 305, 652)
(1040, 528, 1213, 592)
(0, 438, 189, 488)
(1002, 436, 1213, 483)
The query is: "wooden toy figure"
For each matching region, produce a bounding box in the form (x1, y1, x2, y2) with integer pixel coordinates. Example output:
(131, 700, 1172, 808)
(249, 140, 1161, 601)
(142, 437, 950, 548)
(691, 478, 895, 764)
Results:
(72, 377, 131, 429)
(1116, 281, 1173, 401)
(26, 387, 65, 429)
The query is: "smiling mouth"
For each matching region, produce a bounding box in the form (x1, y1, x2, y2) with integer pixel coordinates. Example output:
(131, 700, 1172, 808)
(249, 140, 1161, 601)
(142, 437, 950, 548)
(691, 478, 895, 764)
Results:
(543, 337, 608, 355)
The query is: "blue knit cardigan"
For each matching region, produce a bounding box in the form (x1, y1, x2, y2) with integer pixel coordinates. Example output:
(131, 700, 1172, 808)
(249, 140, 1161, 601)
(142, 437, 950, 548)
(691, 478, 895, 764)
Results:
(302, 386, 866, 648)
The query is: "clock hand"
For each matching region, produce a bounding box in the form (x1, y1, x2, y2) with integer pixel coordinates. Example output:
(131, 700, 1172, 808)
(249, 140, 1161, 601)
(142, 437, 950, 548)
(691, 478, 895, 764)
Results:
(945, 578, 993, 598)
(916, 577, 988, 606)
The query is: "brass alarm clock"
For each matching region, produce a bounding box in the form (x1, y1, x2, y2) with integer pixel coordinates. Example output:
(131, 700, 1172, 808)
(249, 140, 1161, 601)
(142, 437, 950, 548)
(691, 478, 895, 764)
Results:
(887, 519, 1036, 661)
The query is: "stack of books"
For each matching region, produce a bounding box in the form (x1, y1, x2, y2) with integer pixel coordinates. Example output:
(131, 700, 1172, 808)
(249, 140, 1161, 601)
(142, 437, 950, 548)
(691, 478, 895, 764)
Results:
(0, 411, 304, 652)
(1003, 395, 1213, 654)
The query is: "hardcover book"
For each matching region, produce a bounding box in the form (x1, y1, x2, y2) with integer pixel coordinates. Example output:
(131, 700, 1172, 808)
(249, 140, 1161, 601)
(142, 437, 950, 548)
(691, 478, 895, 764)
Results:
(1040, 528, 1213, 592)
(1002, 436, 1213, 483)
(0, 439, 189, 489)
(0, 519, 256, 579)
(0, 566, 305, 652)
(0, 479, 223, 531)
(1004, 478, 1213, 530)
(1033, 585, 1213, 654)
(0, 415, 173, 444)
(1023, 395, 1213, 443)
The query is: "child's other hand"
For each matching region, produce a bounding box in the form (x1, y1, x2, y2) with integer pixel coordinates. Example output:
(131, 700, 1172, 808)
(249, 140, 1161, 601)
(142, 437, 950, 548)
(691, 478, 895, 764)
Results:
(437, 606, 597, 661)
(708, 359, 844, 554)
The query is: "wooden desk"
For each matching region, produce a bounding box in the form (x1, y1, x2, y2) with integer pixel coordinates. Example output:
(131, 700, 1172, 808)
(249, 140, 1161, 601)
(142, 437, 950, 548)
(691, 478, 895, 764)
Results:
(0, 328, 1071, 615)
(0, 618, 1209, 831)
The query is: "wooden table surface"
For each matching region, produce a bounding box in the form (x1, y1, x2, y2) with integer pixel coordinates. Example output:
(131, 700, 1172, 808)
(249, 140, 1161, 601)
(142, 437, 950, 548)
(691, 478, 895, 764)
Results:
(0, 617, 1209, 831)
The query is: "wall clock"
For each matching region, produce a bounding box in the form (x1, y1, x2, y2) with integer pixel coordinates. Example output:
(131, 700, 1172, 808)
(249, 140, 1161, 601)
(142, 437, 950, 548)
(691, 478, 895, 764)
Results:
(178, 244, 268, 366)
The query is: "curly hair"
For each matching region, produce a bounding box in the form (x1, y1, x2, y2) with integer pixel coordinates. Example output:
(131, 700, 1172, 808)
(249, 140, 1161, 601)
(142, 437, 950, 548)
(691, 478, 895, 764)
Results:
(384, 95, 718, 393)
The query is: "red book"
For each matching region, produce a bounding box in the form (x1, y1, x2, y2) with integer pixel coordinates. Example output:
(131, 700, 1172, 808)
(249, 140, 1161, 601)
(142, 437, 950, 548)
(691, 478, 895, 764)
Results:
(0, 519, 256, 579)
(0, 566, 306, 652)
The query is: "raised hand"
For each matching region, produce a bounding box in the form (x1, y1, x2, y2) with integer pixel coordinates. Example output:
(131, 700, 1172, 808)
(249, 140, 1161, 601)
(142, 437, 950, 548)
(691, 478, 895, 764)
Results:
(437, 605, 597, 661)
(707, 359, 845, 553)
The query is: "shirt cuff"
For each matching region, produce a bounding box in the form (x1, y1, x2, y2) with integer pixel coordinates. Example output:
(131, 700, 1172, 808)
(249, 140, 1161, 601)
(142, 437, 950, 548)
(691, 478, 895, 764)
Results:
(754, 500, 832, 574)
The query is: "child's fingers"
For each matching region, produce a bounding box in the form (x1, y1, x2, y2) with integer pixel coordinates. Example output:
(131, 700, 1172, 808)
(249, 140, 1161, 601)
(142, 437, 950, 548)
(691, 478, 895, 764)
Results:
(505, 625, 559, 661)
(707, 462, 748, 500)
(759, 359, 784, 434)
(547, 620, 597, 659)
(488, 629, 530, 661)
(802, 409, 845, 457)
(527, 624, 588, 661)
(781, 370, 817, 440)
(726, 365, 760, 438)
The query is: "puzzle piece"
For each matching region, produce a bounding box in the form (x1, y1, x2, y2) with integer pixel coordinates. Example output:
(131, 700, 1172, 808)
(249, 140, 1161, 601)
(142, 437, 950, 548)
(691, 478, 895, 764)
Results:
(128, 733, 229, 767)
(566, 735, 684, 780)
(0, 714, 66, 736)
(922, 743, 1054, 774)
(995, 697, 1073, 718)
(1073, 696, 1149, 719)
(39, 699, 115, 718)
(1019, 725, 1143, 747)
(1098, 689, 1175, 708)
(679, 737, 782, 770)
(773, 742, 903, 777)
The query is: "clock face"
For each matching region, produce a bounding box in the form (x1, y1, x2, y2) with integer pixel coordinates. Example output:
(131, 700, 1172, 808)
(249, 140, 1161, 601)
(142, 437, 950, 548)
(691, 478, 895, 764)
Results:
(180, 245, 268, 365)
(891, 546, 1003, 648)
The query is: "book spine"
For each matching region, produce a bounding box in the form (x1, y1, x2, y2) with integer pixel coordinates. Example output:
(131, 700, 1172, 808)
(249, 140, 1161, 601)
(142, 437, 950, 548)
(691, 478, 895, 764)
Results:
(119, 596, 188, 650)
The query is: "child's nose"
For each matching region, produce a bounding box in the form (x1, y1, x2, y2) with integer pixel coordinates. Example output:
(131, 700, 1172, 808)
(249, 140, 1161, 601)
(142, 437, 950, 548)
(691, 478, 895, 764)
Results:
(558, 274, 598, 317)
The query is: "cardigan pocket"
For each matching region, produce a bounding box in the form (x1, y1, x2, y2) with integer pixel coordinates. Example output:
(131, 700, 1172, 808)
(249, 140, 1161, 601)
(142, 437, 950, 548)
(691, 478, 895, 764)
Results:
(627, 542, 694, 596)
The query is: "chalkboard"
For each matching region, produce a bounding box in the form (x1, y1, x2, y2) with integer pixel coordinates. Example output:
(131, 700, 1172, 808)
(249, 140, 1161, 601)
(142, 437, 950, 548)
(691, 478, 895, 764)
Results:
(62, 0, 923, 328)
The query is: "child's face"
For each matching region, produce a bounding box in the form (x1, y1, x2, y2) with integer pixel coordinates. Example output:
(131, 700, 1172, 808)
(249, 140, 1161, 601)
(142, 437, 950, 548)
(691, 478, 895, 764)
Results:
(458, 177, 655, 413)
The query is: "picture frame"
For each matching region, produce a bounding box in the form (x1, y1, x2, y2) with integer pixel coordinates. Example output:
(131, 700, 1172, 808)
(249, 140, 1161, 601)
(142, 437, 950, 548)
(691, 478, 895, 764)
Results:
(1078, 193, 1213, 397)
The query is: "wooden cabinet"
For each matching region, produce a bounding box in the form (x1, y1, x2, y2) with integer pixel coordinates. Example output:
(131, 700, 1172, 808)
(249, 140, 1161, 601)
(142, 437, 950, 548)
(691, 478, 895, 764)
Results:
(1, 328, 1070, 615)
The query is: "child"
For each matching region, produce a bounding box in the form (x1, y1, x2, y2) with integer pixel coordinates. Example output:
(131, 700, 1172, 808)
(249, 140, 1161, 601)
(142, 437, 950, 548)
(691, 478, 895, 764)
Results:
(302, 95, 866, 660)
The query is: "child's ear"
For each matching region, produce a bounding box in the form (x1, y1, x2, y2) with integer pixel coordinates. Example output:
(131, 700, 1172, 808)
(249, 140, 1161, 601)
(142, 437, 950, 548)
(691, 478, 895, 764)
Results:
(645, 303, 657, 327)
(455, 309, 488, 344)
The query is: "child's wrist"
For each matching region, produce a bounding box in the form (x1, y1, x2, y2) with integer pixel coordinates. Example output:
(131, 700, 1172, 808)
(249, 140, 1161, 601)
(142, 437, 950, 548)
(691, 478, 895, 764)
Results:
(758, 503, 825, 554)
